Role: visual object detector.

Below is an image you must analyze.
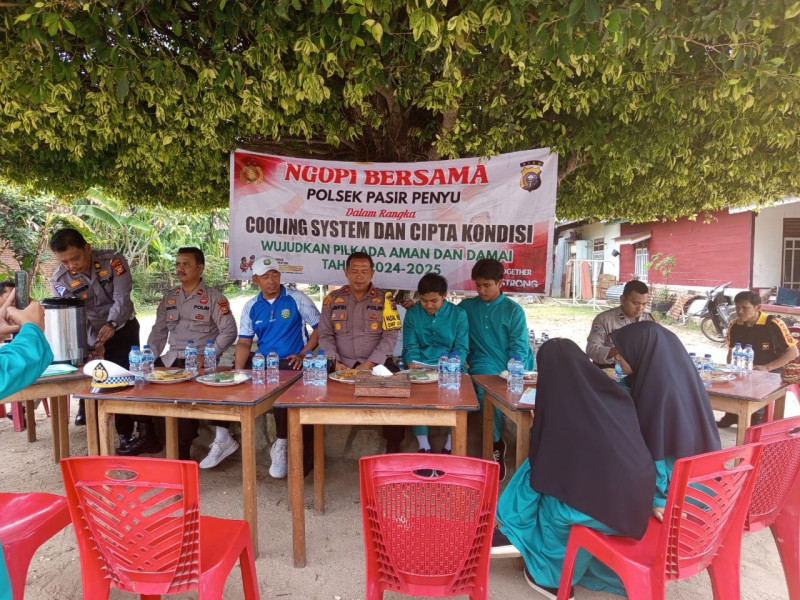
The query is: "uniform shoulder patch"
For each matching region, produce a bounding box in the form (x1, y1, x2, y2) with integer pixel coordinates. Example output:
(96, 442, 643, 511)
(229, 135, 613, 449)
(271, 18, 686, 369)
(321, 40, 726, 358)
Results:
(323, 293, 333, 307)
(217, 299, 230, 315)
(110, 258, 126, 276)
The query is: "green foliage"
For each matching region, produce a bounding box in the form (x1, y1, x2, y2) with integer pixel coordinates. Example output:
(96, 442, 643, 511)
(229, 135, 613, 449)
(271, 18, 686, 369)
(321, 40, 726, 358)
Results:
(0, 184, 56, 283)
(1, 1, 799, 220)
(644, 252, 676, 302)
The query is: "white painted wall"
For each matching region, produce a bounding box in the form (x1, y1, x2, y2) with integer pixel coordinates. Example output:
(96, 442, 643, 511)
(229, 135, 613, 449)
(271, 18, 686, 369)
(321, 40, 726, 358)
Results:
(752, 203, 800, 288)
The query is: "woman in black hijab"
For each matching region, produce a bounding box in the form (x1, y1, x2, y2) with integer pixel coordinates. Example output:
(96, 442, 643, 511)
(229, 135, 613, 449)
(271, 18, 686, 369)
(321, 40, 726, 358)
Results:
(610, 320, 721, 516)
(495, 338, 656, 597)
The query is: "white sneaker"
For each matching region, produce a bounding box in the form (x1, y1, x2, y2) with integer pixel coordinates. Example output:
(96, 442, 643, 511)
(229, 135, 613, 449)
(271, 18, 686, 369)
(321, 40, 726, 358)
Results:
(269, 441, 288, 479)
(199, 438, 239, 469)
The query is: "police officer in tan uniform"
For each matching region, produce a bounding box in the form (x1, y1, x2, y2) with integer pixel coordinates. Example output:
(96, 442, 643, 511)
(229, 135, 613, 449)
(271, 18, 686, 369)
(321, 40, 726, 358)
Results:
(48, 228, 158, 454)
(586, 280, 656, 367)
(147, 247, 238, 458)
(317, 251, 404, 452)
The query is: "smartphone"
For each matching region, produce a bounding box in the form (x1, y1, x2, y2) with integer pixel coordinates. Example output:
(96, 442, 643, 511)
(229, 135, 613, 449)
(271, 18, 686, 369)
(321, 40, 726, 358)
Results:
(14, 271, 29, 310)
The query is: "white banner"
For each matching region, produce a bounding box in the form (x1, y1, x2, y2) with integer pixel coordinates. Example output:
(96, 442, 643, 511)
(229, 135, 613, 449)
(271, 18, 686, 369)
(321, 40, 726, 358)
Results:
(229, 149, 557, 293)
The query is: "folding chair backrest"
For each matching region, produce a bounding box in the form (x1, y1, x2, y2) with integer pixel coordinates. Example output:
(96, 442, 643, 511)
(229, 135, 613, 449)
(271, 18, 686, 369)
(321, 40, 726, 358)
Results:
(654, 444, 761, 581)
(743, 414, 800, 532)
(359, 454, 498, 599)
(60, 456, 202, 596)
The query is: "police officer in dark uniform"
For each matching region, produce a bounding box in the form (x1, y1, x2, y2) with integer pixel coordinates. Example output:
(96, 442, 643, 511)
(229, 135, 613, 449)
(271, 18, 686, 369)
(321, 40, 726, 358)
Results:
(49, 228, 161, 455)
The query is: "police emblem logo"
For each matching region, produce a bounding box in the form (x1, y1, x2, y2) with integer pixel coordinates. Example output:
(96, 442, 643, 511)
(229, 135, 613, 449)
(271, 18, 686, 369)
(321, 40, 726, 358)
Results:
(197, 288, 204, 296)
(334, 297, 346, 303)
(240, 164, 264, 185)
(81, 293, 89, 299)
(94, 262, 101, 269)
(167, 298, 177, 305)
(110, 258, 126, 275)
(70, 279, 82, 287)
(93, 363, 109, 383)
(199, 297, 209, 304)
(281, 308, 291, 319)
(369, 313, 379, 320)
(335, 322, 342, 330)
(98, 269, 109, 277)
(195, 313, 205, 320)
(519, 160, 544, 192)
(168, 314, 176, 320)
(370, 322, 379, 330)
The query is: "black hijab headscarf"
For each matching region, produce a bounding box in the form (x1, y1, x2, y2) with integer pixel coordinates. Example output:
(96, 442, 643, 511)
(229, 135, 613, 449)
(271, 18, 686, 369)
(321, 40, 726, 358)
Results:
(610, 321, 721, 461)
(528, 338, 656, 539)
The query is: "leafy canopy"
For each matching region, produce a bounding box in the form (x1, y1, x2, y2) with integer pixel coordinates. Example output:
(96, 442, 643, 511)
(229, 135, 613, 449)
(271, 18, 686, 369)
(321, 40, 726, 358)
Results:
(1, 0, 799, 220)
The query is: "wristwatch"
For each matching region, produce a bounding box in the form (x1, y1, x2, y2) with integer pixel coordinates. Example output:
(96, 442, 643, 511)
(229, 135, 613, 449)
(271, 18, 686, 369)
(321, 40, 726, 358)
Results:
(105, 320, 118, 329)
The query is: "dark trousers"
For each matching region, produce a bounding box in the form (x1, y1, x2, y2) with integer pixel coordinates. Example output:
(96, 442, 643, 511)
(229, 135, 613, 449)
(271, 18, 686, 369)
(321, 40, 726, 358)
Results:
(102, 318, 153, 437)
(154, 357, 199, 446)
(210, 357, 314, 464)
(354, 358, 405, 444)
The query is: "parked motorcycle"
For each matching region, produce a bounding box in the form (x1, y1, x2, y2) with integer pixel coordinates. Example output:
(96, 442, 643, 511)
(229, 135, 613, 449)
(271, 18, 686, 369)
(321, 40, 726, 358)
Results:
(697, 282, 735, 343)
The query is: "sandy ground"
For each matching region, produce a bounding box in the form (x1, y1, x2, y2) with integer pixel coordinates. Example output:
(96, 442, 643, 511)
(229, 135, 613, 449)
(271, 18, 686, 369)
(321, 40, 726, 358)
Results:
(1, 296, 796, 599)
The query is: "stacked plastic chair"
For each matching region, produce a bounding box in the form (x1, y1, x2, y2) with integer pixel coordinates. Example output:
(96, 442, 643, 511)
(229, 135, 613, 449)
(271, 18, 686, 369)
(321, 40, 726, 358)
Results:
(0, 492, 71, 599)
(744, 414, 800, 600)
(556, 444, 762, 600)
(60, 456, 260, 599)
(359, 454, 499, 600)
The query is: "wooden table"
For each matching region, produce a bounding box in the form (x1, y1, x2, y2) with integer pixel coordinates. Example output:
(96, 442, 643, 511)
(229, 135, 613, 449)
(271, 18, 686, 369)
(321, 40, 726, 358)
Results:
(471, 374, 535, 469)
(274, 374, 480, 567)
(1, 371, 90, 462)
(76, 370, 301, 556)
(706, 370, 788, 446)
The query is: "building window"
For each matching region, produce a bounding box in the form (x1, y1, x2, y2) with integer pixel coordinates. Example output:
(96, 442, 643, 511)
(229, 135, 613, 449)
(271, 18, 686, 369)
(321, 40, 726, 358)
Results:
(784, 238, 800, 289)
(634, 244, 649, 282)
(592, 238, 604, 275)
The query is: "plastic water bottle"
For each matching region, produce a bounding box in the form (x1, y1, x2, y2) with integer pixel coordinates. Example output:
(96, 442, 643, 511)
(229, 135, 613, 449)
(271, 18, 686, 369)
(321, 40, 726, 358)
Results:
(528, 328, 536, 352)
(185, 340, 198, 374)
(141, 344, 155, 377)
(507, 354, 524, 394)
(252, 351, 265, 384)
(128, 345, 143, 381)
(266, 350, 279, 383)
(313, 349, 327, 387)
(302, 351, 314, 385)
(438, 352, 448, 388)
(732, 343, 743, 369)
(743, 344, 755, 372)
(614, 361, 625, 382)
(203, 340, 217, 373)
(446, 352, 461, 390)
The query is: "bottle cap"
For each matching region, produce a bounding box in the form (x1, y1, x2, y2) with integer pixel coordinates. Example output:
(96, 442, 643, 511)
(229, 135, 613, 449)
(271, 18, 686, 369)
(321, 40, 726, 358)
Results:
(188, 340, 194, 344)
(130, 345, 140, 351)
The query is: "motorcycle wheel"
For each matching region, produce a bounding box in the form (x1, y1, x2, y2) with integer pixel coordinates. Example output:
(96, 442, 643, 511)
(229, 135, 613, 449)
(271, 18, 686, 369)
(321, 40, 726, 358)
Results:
(700, 317, 726, 343)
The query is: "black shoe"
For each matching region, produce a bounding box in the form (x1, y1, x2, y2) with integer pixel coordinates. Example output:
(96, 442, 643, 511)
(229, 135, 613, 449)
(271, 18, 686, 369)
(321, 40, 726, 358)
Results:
(74, 399, 86, 426)
(493, 438, 507, 482)
(716, 413, 738, 429)
(490, 527, 521, 558)
(415, 448, 437, 477)
(116, 425, 163, 456)
(440, 448, 451, 455)
(115, 434, 137, 456)
(750, 408, 766, 426)
(524, 567, 573, 600)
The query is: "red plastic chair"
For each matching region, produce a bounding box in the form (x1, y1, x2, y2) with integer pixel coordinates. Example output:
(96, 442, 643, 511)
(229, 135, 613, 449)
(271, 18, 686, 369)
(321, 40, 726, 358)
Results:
(359, 453, 499, 600)
(556, 444, 762, 600)
(744, 415, 800, 600)
(60, 456, 260, 599)
(0, 492, 71, 599)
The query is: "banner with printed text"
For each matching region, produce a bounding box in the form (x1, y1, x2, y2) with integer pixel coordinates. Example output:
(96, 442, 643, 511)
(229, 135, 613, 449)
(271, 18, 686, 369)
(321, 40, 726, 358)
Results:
(229, 149, 557, 293)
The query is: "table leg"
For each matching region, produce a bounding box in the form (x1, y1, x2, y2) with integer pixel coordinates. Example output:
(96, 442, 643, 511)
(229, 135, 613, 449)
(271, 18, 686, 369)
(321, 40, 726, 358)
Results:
(164, 417, 179, 459)
(84, 398, 99, 456)
(313, 424, 325, 514)
(288, 408, 306, 568)
(98, 405, 115, 456)
(735, 404, 753, 447)
(240, 407, 259, 557)
(11, 402, 24, 432)
(482, 397, 494, 461)
(453, 412, 468, 456)
(25, 399, 36, 442)
(50, 396, 61, 462)
(774, 392, 787, 420)
(515, 413, 532, 468)
(56, 396, 70, 460)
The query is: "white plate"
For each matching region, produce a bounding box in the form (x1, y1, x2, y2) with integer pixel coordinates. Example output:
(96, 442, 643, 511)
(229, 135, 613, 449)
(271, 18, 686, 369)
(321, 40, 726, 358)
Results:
(144, 370, 195, 384)
(399, 369, 438, 384)
(195, 371, 251, 386)
(707, 373, 736, 384)
(329, 369, 358, 383)
(498, 370, 538, 382)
